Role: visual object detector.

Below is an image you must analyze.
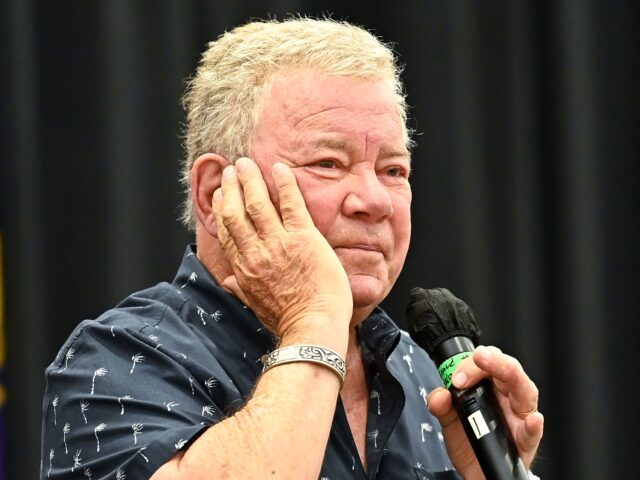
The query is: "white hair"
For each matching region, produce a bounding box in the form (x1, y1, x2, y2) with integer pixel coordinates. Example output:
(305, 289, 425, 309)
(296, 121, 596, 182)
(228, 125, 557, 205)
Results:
(180, 16, 411, 230)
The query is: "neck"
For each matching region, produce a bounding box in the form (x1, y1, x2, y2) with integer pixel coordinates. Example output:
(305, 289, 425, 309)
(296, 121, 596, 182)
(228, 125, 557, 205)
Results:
(351, 303, 376, 327)
(196, 226, 235, 290)
(342, 325, 368, 393)
(346, 326, 361, 361)
(341, 325, 370, 471)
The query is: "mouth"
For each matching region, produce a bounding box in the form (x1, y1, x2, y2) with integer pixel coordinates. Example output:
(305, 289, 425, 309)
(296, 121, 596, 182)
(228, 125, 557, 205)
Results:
(344, 244, 382, 252)
(334, 244, 385, 255)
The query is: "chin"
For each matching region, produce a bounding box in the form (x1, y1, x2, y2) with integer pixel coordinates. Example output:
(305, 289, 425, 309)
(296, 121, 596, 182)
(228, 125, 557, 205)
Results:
(348, 274, 389, 309)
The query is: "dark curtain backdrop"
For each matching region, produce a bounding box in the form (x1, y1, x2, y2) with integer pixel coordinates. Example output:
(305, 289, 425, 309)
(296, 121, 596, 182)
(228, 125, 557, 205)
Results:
(1, 1, 638, 478)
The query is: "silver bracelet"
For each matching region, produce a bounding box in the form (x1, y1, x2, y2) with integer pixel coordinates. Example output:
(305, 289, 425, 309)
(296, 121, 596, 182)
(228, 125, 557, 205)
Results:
(261, 345, 346, 387)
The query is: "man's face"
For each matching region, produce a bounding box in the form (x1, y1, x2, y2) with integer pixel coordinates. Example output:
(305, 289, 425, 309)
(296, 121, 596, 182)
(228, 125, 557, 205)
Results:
(249, 69, 412, 315)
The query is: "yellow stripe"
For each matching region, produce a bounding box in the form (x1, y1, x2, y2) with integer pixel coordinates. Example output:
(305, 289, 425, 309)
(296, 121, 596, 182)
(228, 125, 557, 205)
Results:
(0, 232, 5, 366)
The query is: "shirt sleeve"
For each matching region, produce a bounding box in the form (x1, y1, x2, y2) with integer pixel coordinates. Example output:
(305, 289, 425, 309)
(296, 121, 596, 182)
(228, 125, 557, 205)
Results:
(41, 318, 228, 479)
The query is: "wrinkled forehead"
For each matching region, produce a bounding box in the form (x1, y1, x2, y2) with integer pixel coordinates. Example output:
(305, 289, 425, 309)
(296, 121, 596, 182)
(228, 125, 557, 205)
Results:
(254, 69, 409, 145)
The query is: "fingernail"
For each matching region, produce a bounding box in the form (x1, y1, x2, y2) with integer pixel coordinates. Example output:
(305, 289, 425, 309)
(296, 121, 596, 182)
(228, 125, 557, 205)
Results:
(223, 165, 235, 180)
(236, 157, 249, 172)
(213, 188, 222, 203)
(453, 371, 467, 388)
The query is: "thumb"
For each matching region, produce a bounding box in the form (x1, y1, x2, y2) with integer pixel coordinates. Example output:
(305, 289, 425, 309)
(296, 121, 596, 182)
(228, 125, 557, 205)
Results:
(222, 275, 250, 306)
(428, 388, 459, 428)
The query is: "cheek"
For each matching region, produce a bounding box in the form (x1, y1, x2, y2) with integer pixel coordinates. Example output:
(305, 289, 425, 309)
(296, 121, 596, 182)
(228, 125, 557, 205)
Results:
(291, 174, 342, 233)
(391, 195, 412, 255)
(300, 191, 340, 234)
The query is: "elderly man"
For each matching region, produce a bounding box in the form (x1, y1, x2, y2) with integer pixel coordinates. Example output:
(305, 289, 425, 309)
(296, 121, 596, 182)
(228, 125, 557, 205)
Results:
(41, 18, 543, 479)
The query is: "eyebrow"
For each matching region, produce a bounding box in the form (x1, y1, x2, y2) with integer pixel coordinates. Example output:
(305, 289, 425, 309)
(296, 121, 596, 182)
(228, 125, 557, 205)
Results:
(311, 138, 410, 159)
(312, 138, 352, 151)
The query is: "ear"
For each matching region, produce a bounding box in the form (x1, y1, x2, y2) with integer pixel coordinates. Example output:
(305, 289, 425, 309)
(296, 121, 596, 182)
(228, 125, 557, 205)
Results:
(191, 153, 231, 237)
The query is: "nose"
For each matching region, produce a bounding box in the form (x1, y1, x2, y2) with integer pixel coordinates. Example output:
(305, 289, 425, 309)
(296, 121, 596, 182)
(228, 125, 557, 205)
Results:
(342, 170, 394, 221)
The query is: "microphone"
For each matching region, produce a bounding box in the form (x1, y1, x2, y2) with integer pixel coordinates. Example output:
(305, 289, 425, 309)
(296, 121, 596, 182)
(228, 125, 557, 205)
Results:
(406, 287, 528, 480)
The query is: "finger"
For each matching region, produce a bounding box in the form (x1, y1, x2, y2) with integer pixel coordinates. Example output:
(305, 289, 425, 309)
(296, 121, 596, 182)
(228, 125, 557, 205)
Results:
(451, 353, 490, 390)
(427, 388, 458, 428)
(272, 163, 315, 231)
(235, 157, 283, 237)
(212, 188, 240, 259)
(220, 165, 256, 251)
(472, 346, 539, 415)
(515, 412, 544, 461)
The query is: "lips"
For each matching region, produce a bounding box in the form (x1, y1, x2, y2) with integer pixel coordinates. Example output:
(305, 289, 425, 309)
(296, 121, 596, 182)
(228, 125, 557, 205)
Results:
(340, 244, 383, 252)
(333, 242, 387, 258)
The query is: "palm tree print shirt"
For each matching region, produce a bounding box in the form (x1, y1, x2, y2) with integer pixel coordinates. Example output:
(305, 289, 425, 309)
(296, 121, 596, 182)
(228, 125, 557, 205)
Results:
(41, 245, 460, 479)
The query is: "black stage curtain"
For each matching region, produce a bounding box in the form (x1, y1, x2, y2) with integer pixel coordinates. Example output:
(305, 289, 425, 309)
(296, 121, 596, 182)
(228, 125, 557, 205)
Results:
(1, 1, 638, 478)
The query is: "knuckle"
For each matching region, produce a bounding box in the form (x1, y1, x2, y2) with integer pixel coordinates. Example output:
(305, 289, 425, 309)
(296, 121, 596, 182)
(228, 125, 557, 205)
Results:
(219, 230, 235, 250)
(245, 198, 267, 217)
(508, 356, 522, 371)
(530, 384, 540, 403)
(488, 345, 503, 355)
(280, 197, 309, 224)
(279, 202, 298, 220)
(503, 357, 521, 380)
(215, 222, 228, 241)
(279, 196, 297, 212)
(221, 204, 239, 225)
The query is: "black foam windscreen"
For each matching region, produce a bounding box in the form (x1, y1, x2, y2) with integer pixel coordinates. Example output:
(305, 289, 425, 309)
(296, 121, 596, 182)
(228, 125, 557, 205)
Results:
(406, 287, 481, 355)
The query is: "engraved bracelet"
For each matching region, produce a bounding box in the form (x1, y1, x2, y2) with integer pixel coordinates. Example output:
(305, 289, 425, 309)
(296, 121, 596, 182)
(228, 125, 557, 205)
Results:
(261, 345, 347, 387)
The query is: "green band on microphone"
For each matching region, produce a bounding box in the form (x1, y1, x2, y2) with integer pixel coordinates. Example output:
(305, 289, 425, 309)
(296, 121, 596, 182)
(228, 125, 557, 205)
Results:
(437, 351, 472, 388)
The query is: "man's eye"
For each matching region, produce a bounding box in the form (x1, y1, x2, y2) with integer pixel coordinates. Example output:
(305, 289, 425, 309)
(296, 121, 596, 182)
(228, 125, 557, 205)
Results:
(385, 167, 407, 178)
(314, 160, 338, 169)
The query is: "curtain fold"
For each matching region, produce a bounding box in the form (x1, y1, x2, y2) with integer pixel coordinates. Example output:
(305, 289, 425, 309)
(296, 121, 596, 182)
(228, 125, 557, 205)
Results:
(2, 1, 638, 478)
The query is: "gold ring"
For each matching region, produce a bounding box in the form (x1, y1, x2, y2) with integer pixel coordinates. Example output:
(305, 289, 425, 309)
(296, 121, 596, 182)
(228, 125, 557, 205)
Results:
(514, 404, 538, 418)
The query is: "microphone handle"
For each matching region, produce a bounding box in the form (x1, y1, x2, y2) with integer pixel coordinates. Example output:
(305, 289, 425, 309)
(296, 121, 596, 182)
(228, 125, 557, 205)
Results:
(434, 337, 528, 480)
(451, 380, 529, 480)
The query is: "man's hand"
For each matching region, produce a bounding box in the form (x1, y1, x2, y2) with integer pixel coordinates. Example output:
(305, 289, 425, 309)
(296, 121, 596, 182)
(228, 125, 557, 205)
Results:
(427, 346, 544, 479)
(212, 157, 353, 346)
(154, 158, 353, 480)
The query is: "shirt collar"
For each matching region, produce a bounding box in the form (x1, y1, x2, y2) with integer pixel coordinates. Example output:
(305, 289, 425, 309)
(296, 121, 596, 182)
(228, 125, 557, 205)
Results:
(172, 244, 220, 296)
(172, 244, 276, 345)
(359, 307, 402, 364)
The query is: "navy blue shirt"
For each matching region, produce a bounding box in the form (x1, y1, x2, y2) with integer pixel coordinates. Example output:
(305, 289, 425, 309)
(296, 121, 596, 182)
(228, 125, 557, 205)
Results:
(41, 245, 460, 479)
